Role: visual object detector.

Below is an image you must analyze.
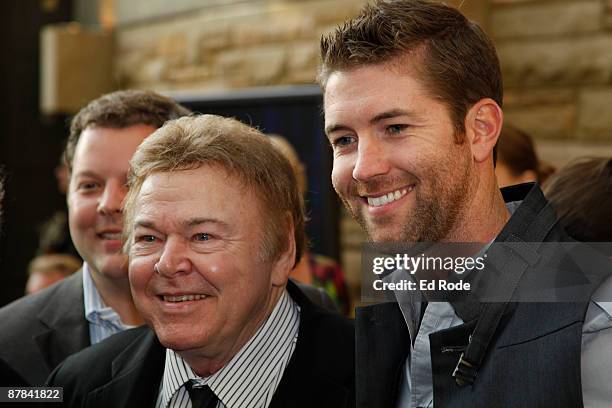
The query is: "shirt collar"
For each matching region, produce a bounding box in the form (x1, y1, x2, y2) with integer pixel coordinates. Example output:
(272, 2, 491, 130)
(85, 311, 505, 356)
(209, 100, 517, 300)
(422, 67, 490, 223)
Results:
(159, 290, 300, 408)
(82, 262, 131, 329)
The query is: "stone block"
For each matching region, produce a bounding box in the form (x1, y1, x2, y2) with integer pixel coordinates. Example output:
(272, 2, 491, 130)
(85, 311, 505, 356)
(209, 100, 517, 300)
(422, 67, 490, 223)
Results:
(156, 32, 187, 67)
(287, 41, 319, 72)
(231, 16, 310, 47)
(491, 0, 600, 39)
(576, 88, 612, 141)
(166, 65, 212, 83)
(198, 23, 232, 54)
(503, 104, 576, 139)
(215, 45, 288, 87)
(503, 88, 575, 108)
(498, 35, 612, 87)
(312, 0, 365, 25)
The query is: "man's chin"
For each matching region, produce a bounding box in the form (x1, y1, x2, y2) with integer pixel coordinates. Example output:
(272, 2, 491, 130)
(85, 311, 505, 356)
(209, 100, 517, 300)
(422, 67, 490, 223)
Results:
(94, 257, 129, 279)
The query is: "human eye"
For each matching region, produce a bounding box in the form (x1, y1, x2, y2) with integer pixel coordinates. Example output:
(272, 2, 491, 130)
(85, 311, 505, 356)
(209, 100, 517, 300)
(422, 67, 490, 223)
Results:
(193, 233, 210, 242)
(385, 124, 409, 135)
(77, 180, 101, 192)
(135, 234, 157, 244)
(330, 135, 357, 149)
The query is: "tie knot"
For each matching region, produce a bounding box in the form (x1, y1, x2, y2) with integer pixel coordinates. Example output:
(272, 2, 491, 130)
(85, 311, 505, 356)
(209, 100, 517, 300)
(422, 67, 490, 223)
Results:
(185, 381, 218, 408)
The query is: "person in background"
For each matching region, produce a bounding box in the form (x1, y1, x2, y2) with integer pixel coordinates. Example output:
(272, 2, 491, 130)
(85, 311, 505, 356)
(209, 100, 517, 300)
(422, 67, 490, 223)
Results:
(25, 253, 82, 294)
(495, 123, 555, 188)
(269, 134, 351, 315)
(0, 90, 190, 386)
(544, 157, 612, 243)
(544, 157, 612, 407)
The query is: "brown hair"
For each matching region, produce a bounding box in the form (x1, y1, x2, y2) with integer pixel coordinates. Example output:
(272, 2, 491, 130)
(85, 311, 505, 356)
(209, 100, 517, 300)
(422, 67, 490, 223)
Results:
(497, 124, 555, 184)
(65, 90, 191, 171)
(28, 254, 82, 277)
(268, 135, 307, 195)
(124, 115, 306, 266)
(544, 157, 612, 242)
(318, 0, 503, 136)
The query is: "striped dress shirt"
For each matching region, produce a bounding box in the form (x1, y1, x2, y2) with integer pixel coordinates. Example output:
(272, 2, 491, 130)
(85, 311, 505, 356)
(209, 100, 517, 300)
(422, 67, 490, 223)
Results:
(82, 263, 135, 344)
(156, 290, 300, 408)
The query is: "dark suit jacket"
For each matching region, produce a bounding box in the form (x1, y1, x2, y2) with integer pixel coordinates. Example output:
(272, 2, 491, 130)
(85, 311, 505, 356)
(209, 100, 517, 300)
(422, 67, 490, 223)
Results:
(356, 183, 612, 408)
(0, 270, 89, 386)
(47, 280, 355, 407)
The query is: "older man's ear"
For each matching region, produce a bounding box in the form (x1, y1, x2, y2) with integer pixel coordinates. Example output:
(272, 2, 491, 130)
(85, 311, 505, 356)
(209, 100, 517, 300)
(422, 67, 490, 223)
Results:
(271, 213, 297, 287)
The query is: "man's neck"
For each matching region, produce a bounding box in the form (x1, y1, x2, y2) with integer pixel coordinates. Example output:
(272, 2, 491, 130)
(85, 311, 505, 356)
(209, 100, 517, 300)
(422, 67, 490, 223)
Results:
(88, 266, 144, 326)
(443, 173, 511, 244)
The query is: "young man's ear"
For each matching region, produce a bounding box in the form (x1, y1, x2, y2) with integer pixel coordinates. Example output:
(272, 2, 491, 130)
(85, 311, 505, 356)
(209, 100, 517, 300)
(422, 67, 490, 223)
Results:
(465, 98, 503, 163)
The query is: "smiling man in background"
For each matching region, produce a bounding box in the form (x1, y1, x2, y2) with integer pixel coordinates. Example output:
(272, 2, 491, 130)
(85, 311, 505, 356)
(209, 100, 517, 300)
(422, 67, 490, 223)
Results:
(0, 90, 190, 385)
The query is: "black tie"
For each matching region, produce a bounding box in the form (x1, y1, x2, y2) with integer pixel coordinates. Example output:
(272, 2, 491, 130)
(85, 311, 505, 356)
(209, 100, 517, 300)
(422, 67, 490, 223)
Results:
(186, 381, 219, 408)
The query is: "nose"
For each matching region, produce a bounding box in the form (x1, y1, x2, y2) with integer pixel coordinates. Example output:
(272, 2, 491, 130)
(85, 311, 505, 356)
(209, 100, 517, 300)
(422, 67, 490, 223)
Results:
(155, 237, 192, 277)
(97, 181, 125, 216)
(352, 136, 390, 182)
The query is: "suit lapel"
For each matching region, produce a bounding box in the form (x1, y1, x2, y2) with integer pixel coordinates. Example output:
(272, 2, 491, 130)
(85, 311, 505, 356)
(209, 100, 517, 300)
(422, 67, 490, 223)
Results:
(35, 270, 89, 371)
(270, 282, 353, 408)
(87, 328, 165, 408)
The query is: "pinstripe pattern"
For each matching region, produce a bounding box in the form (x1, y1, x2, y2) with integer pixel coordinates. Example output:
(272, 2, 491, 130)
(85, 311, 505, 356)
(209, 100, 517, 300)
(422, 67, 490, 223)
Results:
(82, 263, 135, 344)
(156, 291, 300, 408)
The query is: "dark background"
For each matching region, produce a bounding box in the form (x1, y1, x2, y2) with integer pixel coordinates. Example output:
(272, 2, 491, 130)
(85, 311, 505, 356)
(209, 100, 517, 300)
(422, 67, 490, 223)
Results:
(0, 0, 73, 306)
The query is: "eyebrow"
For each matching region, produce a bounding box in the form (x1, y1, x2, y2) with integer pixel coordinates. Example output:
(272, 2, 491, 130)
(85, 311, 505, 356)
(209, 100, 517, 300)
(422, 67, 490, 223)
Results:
(133, 218, 230, 230)
(370, 109, 418, 124)
(325, 109, 420, 136)
(72, 170, 101, 179)
(183, 217, 230, 229)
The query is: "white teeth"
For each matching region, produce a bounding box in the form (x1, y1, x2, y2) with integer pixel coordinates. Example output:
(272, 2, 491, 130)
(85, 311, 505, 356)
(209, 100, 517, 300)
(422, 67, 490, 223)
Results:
(100, 232, 121, 240)
(367, 187, 412, 207)
(163, 294, 207, 302)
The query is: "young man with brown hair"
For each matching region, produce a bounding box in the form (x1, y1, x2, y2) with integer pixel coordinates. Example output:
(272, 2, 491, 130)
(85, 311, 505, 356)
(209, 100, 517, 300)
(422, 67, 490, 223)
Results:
(319, 1, 612, 406)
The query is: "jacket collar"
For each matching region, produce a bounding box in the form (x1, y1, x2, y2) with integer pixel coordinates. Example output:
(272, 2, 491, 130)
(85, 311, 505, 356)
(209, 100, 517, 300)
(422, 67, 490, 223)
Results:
(34, 270, 90, 372)
(269, 281, 353, 408)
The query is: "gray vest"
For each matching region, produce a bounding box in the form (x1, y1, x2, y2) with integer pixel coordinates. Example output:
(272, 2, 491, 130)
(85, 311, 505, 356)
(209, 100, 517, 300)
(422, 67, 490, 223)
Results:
(356, 183, 612, 408)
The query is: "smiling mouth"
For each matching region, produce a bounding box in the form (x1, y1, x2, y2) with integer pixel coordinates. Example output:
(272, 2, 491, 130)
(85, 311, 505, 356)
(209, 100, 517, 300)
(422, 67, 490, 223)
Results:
(98, 232, 121, 240)
(162, 294, 208, 302)
(364, 185, 414, 207)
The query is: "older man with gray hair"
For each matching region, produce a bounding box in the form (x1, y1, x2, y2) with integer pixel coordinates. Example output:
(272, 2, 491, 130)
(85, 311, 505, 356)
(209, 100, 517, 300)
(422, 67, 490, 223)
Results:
(48, 114, 355, 408)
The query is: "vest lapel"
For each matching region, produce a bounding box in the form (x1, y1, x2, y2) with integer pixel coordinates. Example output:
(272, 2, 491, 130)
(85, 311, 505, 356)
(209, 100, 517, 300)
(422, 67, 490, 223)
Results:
(356, 302, 409, 408)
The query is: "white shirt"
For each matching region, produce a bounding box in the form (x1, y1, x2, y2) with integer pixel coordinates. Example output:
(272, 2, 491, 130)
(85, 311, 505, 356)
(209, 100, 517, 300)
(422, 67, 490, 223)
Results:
(82, 262, 135, 344)
(156, 291, 300, 408)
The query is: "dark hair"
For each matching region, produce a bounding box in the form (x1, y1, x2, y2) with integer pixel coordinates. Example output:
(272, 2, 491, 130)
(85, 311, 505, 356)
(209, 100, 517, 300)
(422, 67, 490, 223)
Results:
(124, 115, 306, 267)
(318, 0, 503, 136)
(544, 157, 612, 242)
(65, 90, 190, 171)
(497, 124, 555, 184)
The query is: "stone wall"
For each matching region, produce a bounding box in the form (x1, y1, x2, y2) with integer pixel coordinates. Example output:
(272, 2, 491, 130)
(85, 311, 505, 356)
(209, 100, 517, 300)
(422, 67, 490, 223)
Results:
(113, 0, 367, 91)
(109, 0, 612, 309)
(492, 0, 612, 154)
